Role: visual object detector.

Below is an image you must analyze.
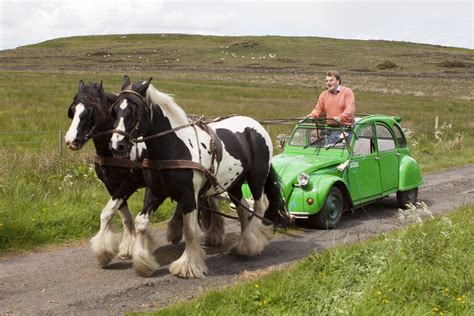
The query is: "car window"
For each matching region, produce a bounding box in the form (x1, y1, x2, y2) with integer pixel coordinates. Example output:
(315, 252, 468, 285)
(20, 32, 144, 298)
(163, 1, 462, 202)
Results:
(392, 124, 407, 148)
(288, 128, 308, 146)
(376, 124, 396, 152)
(353, 124, 375, 155)
(289, 127, 352, 148)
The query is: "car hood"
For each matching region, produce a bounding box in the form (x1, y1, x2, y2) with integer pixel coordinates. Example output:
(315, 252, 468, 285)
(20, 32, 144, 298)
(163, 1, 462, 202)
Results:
(273, 153, 345, 186)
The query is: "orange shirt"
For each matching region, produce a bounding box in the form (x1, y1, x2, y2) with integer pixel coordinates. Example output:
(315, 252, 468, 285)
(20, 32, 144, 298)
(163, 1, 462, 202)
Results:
(309, 86, 355, 125)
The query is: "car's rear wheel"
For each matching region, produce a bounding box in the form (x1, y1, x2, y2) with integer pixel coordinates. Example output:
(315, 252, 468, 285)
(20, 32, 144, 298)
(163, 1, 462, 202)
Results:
(310, 186, 343, 229)
(396, 188, 418, 208)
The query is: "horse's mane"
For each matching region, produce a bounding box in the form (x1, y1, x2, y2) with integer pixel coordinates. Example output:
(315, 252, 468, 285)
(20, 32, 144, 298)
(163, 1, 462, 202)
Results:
(146, 84, 188, 126)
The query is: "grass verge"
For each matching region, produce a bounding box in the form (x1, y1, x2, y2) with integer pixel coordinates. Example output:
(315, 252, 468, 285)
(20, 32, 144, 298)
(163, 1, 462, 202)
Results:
(155, 206, 473, 315)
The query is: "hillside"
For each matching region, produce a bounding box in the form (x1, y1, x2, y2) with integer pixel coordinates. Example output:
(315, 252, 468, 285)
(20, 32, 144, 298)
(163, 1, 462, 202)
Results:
(0, 34, 472, 78)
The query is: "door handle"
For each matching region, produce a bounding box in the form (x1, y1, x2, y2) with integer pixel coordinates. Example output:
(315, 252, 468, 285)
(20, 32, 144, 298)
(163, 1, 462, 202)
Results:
(374, 156, 379, 160)
(396, 153, 400, 156)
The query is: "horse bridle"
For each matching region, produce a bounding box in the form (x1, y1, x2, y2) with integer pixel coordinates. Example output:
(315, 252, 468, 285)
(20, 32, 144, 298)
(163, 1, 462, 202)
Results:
(68, 99, 99, 141)
(108, 89, 149, 143)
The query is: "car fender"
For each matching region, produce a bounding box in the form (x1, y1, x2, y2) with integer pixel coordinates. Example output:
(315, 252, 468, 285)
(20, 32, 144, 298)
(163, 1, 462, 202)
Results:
(399, 155, 423, 191)
(288, 175, 348, 215)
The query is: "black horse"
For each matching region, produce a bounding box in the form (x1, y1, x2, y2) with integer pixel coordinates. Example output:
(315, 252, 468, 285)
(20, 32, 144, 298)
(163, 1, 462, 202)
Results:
(65, 81, 224, 268)
(110, 76, 289, 278)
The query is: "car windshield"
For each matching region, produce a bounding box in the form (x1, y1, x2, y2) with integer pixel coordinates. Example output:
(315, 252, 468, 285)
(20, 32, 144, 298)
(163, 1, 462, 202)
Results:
(289, 127, 352, 149)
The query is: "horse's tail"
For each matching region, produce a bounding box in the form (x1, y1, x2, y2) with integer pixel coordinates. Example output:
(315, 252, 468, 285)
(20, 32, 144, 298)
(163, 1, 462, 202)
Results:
(263, 165, 292, 228)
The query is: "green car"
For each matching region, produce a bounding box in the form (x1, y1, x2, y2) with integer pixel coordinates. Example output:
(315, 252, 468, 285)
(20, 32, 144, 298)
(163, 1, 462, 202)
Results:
(249, 115, 423, 229)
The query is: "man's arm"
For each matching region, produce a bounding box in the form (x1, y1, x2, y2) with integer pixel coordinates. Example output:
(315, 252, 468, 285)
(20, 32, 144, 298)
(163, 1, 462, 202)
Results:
(336, 88, 355, 124)
(308, 94, 325, 118)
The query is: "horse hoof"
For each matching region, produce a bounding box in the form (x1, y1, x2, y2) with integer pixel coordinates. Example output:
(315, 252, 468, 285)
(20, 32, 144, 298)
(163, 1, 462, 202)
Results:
(117, 253, 132, 260)
(169, 257, 207, 279)
(94, 250, 116, 267)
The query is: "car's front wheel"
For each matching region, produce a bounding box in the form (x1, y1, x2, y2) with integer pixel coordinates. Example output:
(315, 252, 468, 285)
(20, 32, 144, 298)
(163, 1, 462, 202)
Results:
(396, 188, 418, 208)
(310, 186, 343, 229)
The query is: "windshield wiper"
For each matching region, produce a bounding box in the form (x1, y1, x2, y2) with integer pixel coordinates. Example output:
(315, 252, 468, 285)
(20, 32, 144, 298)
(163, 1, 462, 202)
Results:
(303, 136, 327, 149)
(325, 137, 345, 150)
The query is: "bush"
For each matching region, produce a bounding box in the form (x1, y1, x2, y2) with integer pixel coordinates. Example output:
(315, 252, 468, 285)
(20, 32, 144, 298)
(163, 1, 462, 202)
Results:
(440, 60, 469, 68)
(376, 60, 398, 70)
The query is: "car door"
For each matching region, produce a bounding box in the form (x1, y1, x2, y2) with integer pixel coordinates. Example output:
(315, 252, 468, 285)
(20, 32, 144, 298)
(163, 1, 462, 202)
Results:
(349, 123, 382, 203)
(375, 123, 399, 193)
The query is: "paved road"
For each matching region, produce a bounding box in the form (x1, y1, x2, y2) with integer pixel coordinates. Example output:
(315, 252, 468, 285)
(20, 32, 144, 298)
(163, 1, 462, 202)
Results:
(1, 164, 473, 315)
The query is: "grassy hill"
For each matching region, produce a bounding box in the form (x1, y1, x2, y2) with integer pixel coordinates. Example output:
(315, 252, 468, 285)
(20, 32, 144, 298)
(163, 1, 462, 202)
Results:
(1, 34, 473, 77)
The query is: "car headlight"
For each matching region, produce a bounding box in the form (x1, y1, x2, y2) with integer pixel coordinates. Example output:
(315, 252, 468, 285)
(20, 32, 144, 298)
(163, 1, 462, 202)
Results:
(297, 172, 309, 187)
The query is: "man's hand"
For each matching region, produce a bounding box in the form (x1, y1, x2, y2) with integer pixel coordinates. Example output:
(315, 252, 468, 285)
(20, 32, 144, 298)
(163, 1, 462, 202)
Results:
(333, 117, 341, 123)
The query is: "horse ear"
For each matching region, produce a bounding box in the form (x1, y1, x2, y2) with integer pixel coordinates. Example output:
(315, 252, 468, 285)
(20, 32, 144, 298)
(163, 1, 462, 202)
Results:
(79, 80, 85, 91)
(137, 77, 153, 96)
(99, 80, 104, 92)
(122, 75, 131, 90)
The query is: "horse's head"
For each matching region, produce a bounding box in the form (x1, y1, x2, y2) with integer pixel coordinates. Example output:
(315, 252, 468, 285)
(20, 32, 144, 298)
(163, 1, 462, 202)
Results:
(110, 75, 152, 158)
(65, 80, 112, 150)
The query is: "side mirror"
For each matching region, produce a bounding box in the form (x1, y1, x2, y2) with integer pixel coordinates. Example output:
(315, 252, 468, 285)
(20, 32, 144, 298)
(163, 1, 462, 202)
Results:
(276, 134, 288, 148)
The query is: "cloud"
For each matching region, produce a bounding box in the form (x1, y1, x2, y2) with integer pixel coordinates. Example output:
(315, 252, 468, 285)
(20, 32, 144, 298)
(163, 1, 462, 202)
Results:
(0, 0, 472, 50)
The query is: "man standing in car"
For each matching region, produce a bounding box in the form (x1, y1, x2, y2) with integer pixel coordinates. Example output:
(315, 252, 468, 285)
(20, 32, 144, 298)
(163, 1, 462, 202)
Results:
(307, 70, 355, 125)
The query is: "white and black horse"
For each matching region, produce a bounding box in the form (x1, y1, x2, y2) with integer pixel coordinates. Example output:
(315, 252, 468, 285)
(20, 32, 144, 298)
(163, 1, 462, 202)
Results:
(110, 76, 289, 278)
(65, 81, 225, 268)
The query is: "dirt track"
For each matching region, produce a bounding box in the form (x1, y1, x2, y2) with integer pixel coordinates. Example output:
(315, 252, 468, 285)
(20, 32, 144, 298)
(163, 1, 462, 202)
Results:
(1, 164, 473, 315)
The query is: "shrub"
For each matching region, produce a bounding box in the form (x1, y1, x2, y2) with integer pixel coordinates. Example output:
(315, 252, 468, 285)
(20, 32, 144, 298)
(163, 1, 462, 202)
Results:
(376, 60, 398, 70)
(440, 60, 469, 68)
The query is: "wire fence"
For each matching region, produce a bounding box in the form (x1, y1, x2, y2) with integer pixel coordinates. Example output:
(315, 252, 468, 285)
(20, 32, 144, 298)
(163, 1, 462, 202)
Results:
(0, 119, 301, 154)
(0, 130, 64, 154)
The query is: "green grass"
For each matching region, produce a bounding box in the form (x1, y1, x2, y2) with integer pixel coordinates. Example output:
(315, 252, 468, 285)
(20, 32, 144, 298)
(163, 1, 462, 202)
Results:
(155, 206, 473, 315)
(0, 34, 472, 253)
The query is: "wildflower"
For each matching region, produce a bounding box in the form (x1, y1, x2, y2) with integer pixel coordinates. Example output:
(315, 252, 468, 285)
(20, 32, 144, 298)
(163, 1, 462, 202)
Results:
(377, 291, 382, 295)
(255, 284, 259, 289)
(444, 288, 449, 293)
(433, 307, 439, 312)
(388, 288, 393, 292)
(383, 299, 389, 304)
(32, 218, 36, 222)
(269, 53, 276, 58)
(0, 223, 4, 228)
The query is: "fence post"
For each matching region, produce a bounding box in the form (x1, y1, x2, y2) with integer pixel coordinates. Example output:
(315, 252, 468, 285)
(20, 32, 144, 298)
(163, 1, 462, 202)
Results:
(435, 115, 439, 130)
(59, 130, 63, 156)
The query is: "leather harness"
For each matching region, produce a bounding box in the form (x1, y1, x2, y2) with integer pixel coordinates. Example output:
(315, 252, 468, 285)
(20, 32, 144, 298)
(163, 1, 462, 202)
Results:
(94, 155, 143, 170)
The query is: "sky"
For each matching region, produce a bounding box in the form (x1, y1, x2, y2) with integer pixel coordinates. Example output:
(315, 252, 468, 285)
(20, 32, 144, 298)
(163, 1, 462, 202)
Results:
(0, 0, 472, 51)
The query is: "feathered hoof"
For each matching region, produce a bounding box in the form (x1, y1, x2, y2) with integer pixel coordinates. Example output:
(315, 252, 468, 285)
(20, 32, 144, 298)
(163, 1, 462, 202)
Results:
(92, 248, 117, 267)
(229, 222, 271, 257)
(132, 229, 158, 277)
(169, 255, 208, 279)
(133, 253, 159, 277)
(90, 226, 120, 267)
(205, 230, 225, 246)
(117, 235, 135, 260)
